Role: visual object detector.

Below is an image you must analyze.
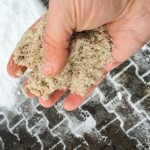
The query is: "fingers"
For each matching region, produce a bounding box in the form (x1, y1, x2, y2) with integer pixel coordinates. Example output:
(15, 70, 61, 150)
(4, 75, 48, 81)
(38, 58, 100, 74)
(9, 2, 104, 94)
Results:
(22, 78, 67, 108)
(63, 74, 107, 111)
(38, 89, 67, 108)
(22, 79, 35, 99)
(7, 14, 47, 78)
(7, 54, 27, 78)
(42, 0, 75, 77)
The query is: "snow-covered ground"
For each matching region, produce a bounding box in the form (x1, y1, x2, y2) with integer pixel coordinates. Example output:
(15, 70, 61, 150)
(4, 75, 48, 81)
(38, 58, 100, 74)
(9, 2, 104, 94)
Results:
(0, 0, 46, 108)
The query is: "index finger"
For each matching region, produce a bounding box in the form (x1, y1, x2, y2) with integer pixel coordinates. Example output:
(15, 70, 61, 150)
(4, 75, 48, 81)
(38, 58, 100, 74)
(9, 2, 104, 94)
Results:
(7, 13, 47, 78)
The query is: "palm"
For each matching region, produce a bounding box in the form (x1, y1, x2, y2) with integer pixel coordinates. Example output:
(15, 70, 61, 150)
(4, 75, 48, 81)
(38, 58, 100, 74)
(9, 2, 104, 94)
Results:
(106, 1, 150, 64)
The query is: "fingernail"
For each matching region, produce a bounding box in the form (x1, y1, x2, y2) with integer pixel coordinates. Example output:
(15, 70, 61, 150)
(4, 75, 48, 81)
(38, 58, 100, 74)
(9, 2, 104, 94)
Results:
(42, 62, 54, 76)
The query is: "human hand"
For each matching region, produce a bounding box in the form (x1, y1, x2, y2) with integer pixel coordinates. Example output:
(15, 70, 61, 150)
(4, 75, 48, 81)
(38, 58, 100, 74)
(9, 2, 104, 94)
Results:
(7, 0, 150, 111)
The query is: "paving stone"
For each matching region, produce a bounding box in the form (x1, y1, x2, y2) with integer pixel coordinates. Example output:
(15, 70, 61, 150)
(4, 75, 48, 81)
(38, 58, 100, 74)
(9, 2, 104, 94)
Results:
(37, 105, 64, 129)
(12, 120, 38, 149)
(143, 73, 150, 83)
(139, 96, 150, 115)
(30, 142, 42, 150)
(38, 128, 60, 150)
(98, 77, 121, 104)
(17, 101, 44, 129)
(106, 92, 146, 131)
(0, 140, 3, 150)
(31, 117, 60, 149)
(12, 142, 42, 150)
(128, 120, 150, 149)
(75, 143, 89, 150)
(131, 50, 150, 76)
(81, 94, 116, 130)
(0, 139, 3, 150)
(0, 114, 4, 122)
(17, 101, 37, 119)
(67, 108, 88, 122)
(31, 118, 48, 135)
(84, 133, 113, 150)
(52, 142, 65, 150)
(109, 60, 131, 77)
(0, 120, 18, 150)
(6, 111, 22, 129)
(116, 65, 148, 103)
(56, 103, 98, 138)
(62, 108, 90, 129)
(52, 120, 84, 150)
(83, 128, 111, 150)
(100, 120, 137, 150)
(0, 107, 23, 129)
(28, 113, 43, 129)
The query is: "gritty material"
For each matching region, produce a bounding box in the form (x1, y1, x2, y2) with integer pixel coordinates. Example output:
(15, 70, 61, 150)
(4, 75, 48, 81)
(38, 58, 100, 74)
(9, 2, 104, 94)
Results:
(16, 69, 24, 76)
(14, 18, 114, 100)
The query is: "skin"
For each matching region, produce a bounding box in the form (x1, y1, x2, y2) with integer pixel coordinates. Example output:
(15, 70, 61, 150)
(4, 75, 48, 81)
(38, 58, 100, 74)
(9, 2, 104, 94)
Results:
(7, 0, 150, 111)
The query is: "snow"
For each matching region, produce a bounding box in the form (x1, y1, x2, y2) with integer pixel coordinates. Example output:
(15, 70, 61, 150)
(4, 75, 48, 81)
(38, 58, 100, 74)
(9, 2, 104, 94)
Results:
(75, 116, 96, 136)
(0, 0, 46, 108)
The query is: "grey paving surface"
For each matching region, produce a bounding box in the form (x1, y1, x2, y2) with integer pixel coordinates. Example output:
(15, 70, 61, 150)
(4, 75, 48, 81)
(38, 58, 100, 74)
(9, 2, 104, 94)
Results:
(0, 0, 150, 150)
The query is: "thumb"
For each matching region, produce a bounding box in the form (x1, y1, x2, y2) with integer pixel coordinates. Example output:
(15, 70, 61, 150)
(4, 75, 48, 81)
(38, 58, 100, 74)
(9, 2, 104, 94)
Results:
(42, 0, 75, 76)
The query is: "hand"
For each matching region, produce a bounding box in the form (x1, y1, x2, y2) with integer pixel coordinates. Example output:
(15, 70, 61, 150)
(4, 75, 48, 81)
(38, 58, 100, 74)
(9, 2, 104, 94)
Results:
(7, 0, 150, 111)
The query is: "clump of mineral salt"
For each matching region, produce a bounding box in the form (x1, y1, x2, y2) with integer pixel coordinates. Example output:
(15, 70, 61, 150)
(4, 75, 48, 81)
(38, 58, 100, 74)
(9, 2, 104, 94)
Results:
(13, 18, 114, 100)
